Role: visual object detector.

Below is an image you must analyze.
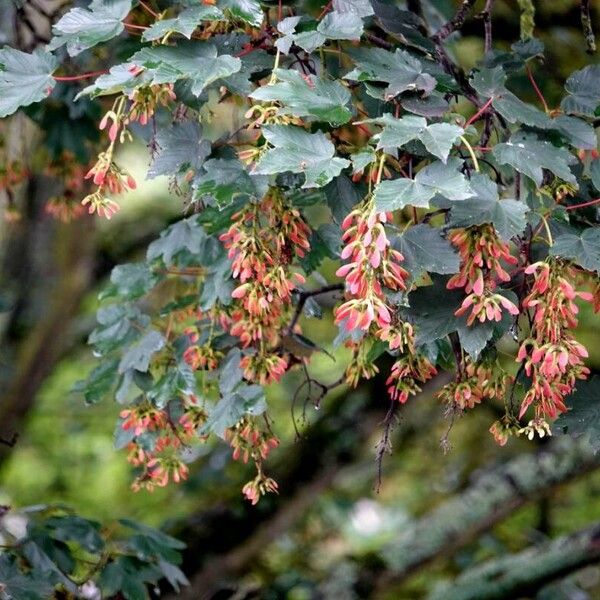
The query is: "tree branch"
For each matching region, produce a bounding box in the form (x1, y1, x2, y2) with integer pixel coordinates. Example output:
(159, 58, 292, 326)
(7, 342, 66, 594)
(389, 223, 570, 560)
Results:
(363, 436, 600, 590)
(432, 0, 477, 43)
(580, 0, 597, 54)
(285, 284, 343, 335)
(429, 522, 600, 600)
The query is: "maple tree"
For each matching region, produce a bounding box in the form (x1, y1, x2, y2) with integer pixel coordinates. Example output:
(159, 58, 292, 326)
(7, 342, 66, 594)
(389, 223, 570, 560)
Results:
(0, 0, 599, 596)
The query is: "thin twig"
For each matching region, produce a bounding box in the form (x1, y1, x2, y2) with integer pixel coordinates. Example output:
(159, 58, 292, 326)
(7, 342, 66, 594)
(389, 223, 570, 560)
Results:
(432, 0, 477, 42)
(375, 400, 399, 493)
(580, 0, 597, 54)
(565, 197, 600, 211)
(285, 284, 344, 335)
(525, 65, 549, 113)
(482, 0, 495, 53)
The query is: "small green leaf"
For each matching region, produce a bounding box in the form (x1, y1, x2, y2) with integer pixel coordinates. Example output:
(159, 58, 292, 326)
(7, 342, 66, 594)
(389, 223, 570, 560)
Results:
(119, 330, 166, 374)
(45, 516, 104, 554)
(76, 358, 120, 405)
(0, 48, 58, 118)
(220, 0, 264, 27)
(101, 263, 158, 301)
(148, 121, 211, 180)
(194, 158, 269, 207)
(551, 228, 600, 273)
(374, 158, 473, 211)
(147, 216, 207, 265)
(142, 6, 224, 41)
(448, 173, 528, 240)
(471, 66, 551, 129)
(370, 114, 463, 162)
(345, 47, 437, 100)
(561, 65, 600, 117)
(317, 11, 364, 40)
(48, 0, 132, 56)
(554, 376, 600, 452)
(130, 42, 241, 96)
(253, 125, 350, 188)
(250, 69, 352, 125)
(492, 133, 577, 187)
(205, 384, 267, 437)
(333, 0, 374, 18)
(394, 224, 460, 280)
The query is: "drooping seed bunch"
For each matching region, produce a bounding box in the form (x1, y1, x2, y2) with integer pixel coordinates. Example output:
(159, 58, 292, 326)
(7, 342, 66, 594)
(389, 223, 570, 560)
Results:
(383, 320, 437, 403)
(334, 196, 408, 332)
(437, 359, 512, 411)
(121, 396, 208, 492)
(517, 259, 592, 422)
(448, 225, 519, 325)
(220, 188, 310, 384)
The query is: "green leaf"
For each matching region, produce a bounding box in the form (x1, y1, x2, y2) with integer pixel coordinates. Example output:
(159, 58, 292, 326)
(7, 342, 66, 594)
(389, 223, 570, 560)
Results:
(448, 173, 528, 240)
(561, 65, 600, 117)
(205, 383, 267, 437)
(45, 516, 104, 554)
(148, 362, 196, 408)
(158, 558, 189, 593)
(0, 555, 55, 600)
(472, 68, 596, 149)
(492, 133, 577, 187)
(394, 224, 460, 280)
(119, 518, 186, 550)
(142, 6, 224, 41)
(0, 48, 58, 118)
(370, 0, 434, 53)
(404, 276, 512, 358)
(76, 358, 120, 405)
(253, 125, 350, 188)
(130, 42, 241, 96)
(325, 174, 363, 222)
(250, 69, 352, 125)
(89, 305, 150, 355)
(554, 376, 600, 451)
(148, 121, 211, 180)
(194, 158, 269, 207)
(369, 114, 463, 162)
(219, 348, 244, 395)
(275, 16, 301, 54)
(333, 0, 374, 18)
(147, 215, 207, 264)
(550, 228, 600, 273)
(345, 47, 437, 100)
(119, 330, 166, 374)
(301, 223, 342, 272)
(77, 63, 150, 99)
(374, 158, 473, 211)
(220, 0, 264, 27)
(101, 263, 158, 301)
(48, 0, 132, 56)
(551, 115, 597, 151)
(317, 11, 364, 40)
(351, 147, 376, 173)
(199, 253, 234, 309)
(471, 66, 551, 129)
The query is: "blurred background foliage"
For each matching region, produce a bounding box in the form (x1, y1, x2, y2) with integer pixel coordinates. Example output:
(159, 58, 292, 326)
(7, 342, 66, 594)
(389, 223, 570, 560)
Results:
(0, 0, 599, 598)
